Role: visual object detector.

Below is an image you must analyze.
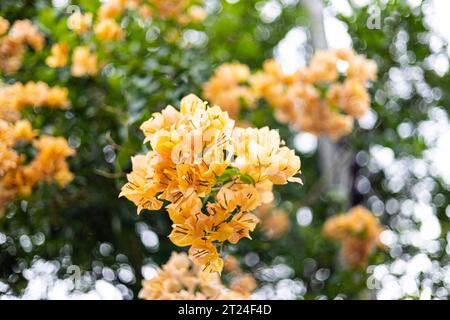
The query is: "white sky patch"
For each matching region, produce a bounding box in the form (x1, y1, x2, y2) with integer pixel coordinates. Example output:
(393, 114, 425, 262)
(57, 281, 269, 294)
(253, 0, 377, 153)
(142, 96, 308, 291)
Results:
(424, 124, 450, 185)
(0, 259, 126, 300)
(328, 0, 353, 16)
(293, 132, 317, 154)
(324, 9, 352, 49)
(425, 0, 450, 55)
(257, 0, 282, 23)
(358, 109, 378, 130)
(419, 107, 450, 185)
(275, 27, 308, 74)
(296, 207, 313, 226)
(141, 263, 159, 280)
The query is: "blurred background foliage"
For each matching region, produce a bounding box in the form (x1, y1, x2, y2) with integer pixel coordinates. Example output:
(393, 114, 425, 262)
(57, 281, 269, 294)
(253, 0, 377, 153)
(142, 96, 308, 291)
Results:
(0, 0, 449, 299)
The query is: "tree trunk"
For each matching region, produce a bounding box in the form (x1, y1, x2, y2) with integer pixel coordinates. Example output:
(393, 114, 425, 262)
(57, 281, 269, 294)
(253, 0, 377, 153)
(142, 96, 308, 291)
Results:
(301, 0, 354, 208)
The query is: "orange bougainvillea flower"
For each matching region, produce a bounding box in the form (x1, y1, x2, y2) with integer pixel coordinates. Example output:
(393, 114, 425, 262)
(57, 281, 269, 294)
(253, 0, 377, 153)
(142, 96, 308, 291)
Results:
(13, 119, 37, 141)
(0, 81, 70, 120)
(46, 43, 68, 68)
(67, 11, 92, 34)
(151, 0, 189, 19)
(203, 63, 255, 119)
(0, 16, 9, 36)
(0, 121, 75, 215)
(186, 5, 208, 23)
(250, 59, 301, 122)
(0, 18, 45, 74)
(94, 18, 123, 41)
(324, 205, 384, 267)
(256, 203, 291, 239)
(0, 78, 73, 216)
(30, 136, 75, 186)
(327, 78, 370, 118)
(296, 49, 376, 139)
(98, 0, 127, 20)
(139, 252, 253, 300)
(8, 19, 45, 51)
(71, 46, 98, 77)
(121, 94, 302, 274)
(229, 273, 257, 296)
(233, 49, 378, 139)
(227, 212, 259, 244)
(0, 120, 18, 175)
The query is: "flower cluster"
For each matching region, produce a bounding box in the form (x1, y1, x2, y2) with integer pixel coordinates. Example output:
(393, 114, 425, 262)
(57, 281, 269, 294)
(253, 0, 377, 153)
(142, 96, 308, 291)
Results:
(147, 0, 207, 24)
(139, 252, 252, 300)
(223, 254, 240, 273)
(120, 94, 302, 274)
(68, 1, 123, 41)
(203, 63, 255, 120)
(250, 59, 303, 124)
(0, 81, 70, 121)
(0, 17, 45, 74)
(290, 49, 376, 139)
(221, 253, 257, 296)
(255, 203, 291, 239)
(57, 1, 207, 75)
(46, 43, 69, 68)
(0, 120, 75, 215)
(323, 205, 384, 267)
(67, 11, 92, 34)
(70, 46, 98, 77)
(205, 49, 376, 139)
(64, 2, 122, 75)
(0, 80, 74, 216)
(228, 273, 257, 297)
(46, 41, 99, 77)
(58, 0, 128, 75)
(94, 0, 124, 41)
(150, 0, 189, 19)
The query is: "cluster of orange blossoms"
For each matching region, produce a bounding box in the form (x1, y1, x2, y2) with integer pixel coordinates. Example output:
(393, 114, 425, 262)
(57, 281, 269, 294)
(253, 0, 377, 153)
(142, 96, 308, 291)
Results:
(255, 203, 291, 240)
(0, 17, 45, 74)
(94, 0, 125, 41)
(69, 46, 99, 77)
(203, 49, 377, 139)
(120, 94, 302, 274)
(0, 120, 75, 215)
(49, 0, 128, 75)
(323, 205, 384, 267)
(0, 81, 74, 215)
(68, 0, 123, 40)
(203, 63, 255, 120)
(0, 81, 70, 121)
(53, 0, 128, 75)
(221, 254, 258, 296)
(142, 0, 207, 24)
(139, 252, 253, 300)
(55, 1, 206, 76)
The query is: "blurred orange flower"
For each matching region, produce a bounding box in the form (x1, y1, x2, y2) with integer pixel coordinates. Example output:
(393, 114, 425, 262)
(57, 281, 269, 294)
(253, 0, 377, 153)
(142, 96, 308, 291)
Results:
(139, 252, 252, 300)
(324, 205, 384, 267)
(67, 11, 92, 34)
(71, 46, 98, 77)
(203, 63, 255, 119)
(94, 18, 123, 41)
(46, 43, 69, 68)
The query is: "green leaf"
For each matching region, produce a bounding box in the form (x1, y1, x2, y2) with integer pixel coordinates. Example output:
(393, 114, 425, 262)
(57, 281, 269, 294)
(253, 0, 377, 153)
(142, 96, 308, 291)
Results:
(214, 167, 255, 185)
(238, 173, 255, 185)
